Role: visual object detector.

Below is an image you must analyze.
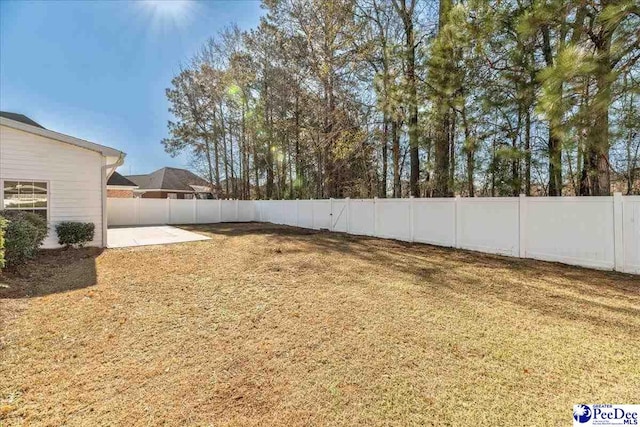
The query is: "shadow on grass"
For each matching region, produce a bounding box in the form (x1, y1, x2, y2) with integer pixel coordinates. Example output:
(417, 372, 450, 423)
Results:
(0, 247, 102, 299)
(182, 222, 640, 332)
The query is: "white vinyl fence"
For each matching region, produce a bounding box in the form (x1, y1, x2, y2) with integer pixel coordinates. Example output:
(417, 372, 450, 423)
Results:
(108, 195, 640, 274)
(107, 198, 256, 227)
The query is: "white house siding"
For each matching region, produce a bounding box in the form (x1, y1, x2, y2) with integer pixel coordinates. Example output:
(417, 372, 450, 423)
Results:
(0, 125, 104, 248)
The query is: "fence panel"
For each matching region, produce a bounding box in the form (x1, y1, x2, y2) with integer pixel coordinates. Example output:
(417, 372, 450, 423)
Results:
(622, 196, 640, 274)
(169, 199, 194, 224)
(107, 198, 137, 226)
(137, 199, 169, 225)
(332, 200, 347, 232)
(257, 200, 272, 223)
(298, 200, 314, 228)
(267, 200, 281, 224)
(376, 199, 411, 241)
(196, 200, 220, 223)
(524, 197, 615, 269)
(281, 200, 298, 226)
(457, 198, 519, 256)
(349, 199, 375, 236)
(219, 200, 236, 222)
(312, 200, 331, 230)
(412, 198, 456, 247)
(258, 200, 287, 225)
(237, 201, 256, 222)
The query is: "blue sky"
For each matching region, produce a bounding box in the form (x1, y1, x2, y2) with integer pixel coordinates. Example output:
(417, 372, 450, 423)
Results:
(0, 0, 264, 174)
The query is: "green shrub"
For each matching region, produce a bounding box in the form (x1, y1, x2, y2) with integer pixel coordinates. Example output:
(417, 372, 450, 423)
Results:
(55, 222, 95, 248)
(0, 211, 48, 267)
(0, 216, 7, 269)
(0, 210, 48, 242)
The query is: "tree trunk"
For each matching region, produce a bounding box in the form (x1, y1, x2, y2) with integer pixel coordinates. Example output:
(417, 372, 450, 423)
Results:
(381, 116, 388, 197)
(542, 25, 563, 196)
(524, 107, 531, 196)
(433, 107, 451, 197)
(264, 78, 274, 199)
(586, 71, 611, 196)
(392, 119, 401, 197)
(204, 137, 215, 198)
(432, 0, 452, 197)
(394, 0, 420, 197)
(461, 106, 474, 197)
(294, 92, 302, 198)
(449, 110, 456, 195)
(585, 25, 613, 196)
(220, 104, 230, 198)
(242, 98, 249, 199)
(229, 112, 236, 199)
(212, 109, 221, 194)
(406, 20, 420, 198)
(548, 126, 562, 196)
(512, 106, 521, 197)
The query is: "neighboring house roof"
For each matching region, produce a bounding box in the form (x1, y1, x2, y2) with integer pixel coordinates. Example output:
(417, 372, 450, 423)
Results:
(107, 171, 138, 188)
(0, 111, 45, 128)
(126, 167, 211, 192)
(189, 184, 211, 193)
(0, 112, 125, 159)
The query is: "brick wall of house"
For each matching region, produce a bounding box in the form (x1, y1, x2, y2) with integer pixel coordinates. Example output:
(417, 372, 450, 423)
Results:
(141, 191, 164, 198)
(141, 191, 193, 199)
(107, 189, 134, 198)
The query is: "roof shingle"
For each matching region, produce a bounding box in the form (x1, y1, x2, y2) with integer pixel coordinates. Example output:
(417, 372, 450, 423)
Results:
(125, 167, 210, 192)
(0, 111, 45, 129)
(107, 171, 138, 187)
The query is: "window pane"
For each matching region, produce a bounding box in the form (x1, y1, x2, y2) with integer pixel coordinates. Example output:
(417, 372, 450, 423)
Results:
(3, 181, 20, 208)
(32, 210, 47, 221)
(2, 181, 48, 219)
(33, 182, 47, 193)
(33, 182, 48, 208)
(33, 198, 47, 208)
(18, 181, 35, 209)
(7, 181, 34, 209)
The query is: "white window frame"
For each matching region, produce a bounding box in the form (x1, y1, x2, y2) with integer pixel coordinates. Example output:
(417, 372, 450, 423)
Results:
(0, 179, 51, 221)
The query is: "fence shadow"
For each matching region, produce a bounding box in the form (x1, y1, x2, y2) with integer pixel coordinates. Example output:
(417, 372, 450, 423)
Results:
(0, 247, 102, 299)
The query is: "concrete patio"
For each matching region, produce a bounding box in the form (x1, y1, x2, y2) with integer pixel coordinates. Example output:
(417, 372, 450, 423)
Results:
(107, 225, 210, 248)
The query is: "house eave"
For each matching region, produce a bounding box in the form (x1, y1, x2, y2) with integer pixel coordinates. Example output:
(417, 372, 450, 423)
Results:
(133, 188, 200, 193)
(108, 185, 139, 190)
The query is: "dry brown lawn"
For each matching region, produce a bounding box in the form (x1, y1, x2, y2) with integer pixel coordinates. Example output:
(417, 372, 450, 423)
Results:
(1, 223, 639, 426)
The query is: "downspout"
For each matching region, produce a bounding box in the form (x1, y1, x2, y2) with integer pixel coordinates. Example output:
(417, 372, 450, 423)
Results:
(102, 152, 125, 247)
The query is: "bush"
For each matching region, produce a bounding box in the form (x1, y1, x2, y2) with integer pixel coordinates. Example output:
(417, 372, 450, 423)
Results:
(56, 222, 95, 248)
(0, 216, 7, 269)
(0, 211, 48, 267)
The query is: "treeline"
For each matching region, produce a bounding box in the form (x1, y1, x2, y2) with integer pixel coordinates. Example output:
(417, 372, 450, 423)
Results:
(163, 0, 639, 199)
